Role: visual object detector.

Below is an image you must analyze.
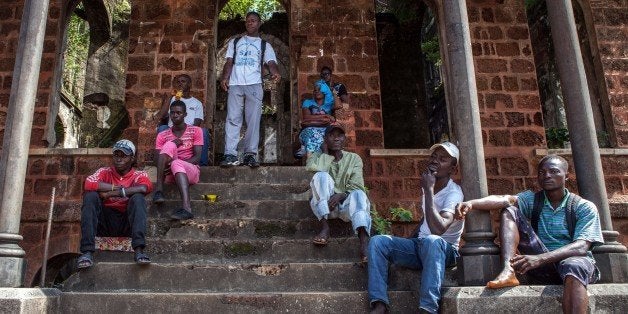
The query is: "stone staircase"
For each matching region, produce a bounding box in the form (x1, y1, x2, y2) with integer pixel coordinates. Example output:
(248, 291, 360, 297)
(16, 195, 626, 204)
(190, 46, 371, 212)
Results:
(53, 166, 628, 313)
(58, 166, 455, 313)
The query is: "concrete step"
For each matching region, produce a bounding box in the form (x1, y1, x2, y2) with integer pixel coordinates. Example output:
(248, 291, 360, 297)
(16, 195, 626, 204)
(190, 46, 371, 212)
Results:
(101, 237, 364, 264)
(146, 218, 354, 240)
(148, 200, 312, 220)
(59, 291, 418, 314)
(196, 166, 311, 184)
(157, 182, 310, 201)
(61, 262, 457, 293)
(440, 284, 628, 313)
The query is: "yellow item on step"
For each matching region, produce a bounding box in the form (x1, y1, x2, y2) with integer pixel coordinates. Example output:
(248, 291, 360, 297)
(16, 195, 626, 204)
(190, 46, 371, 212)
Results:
(173, 90, 183, 100)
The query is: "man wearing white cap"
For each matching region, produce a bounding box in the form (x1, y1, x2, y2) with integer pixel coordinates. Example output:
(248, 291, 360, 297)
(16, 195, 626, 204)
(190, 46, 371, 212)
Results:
(368, 142, 463, 314)
(77, 139, 153, 269)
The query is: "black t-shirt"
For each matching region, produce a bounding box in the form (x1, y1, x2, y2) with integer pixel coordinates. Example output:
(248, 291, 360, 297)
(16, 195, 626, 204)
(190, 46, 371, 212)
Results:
(331, 82, 348, 97)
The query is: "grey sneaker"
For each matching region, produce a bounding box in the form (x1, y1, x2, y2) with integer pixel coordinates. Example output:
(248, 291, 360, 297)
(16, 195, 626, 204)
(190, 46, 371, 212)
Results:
(242, 154, 260, 168)
(220, 154, 240, 167)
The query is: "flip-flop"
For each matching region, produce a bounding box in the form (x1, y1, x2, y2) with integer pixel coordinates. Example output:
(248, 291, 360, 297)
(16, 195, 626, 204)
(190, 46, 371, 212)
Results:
(312, 236, 328, 246)
(77, 252, 94, 269)
(134, 251, 151, 265)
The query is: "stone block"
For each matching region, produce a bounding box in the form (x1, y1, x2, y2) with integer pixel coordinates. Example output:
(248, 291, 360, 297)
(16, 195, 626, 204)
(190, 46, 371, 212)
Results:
(0, 288, 60, 313)
(485, 93, 513, 109)
(516, 94, 540, 109)
(127, 56, 155, 71)
(456, 254, 500, 286)
(0, 257, 26, 287)
(488, 129, 511, 146)
(512, 130, 544, 146)
(490, 76, 502, 90)
(505, 112, 525, 127)
(510, 58, 534, 73)
(500, 157, 529, 176)
(476, 59, 508, 73)
(506, 26, 529, 40)
(594, 253, 628, 283)
(140, 74, 160, 89)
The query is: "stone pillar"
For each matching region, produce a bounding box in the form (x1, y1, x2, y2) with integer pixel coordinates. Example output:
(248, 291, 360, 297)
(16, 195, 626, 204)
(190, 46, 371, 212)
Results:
(442, 0, 500, 285)
(0, 0, 50, 287)
(546, 0, 627, 283)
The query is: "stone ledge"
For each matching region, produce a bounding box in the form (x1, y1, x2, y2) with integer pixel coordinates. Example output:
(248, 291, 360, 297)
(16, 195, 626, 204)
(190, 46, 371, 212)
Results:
(535, 148, 628, 156)
(441, 284, 628, 313)
(0, 288, 60, 314)
(369, 149, 431, 157)
(28, 148, 111, 156)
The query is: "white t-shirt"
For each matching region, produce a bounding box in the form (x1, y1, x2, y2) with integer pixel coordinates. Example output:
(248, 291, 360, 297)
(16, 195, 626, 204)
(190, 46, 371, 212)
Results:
(225, 35, 277, 86)
(168, 96, 204, 127)
(418, 179, 465, 249)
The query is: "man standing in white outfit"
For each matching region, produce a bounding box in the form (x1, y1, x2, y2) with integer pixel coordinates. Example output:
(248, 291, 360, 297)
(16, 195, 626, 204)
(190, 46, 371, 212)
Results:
(219, 11, 281, 168)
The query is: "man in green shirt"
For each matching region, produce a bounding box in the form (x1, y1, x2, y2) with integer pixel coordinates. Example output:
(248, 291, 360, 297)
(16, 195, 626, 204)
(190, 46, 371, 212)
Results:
(307, 124, 371, 262)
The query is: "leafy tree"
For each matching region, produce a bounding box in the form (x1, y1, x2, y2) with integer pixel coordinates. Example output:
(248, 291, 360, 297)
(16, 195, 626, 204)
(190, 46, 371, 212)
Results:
(219, 0, 284, 21)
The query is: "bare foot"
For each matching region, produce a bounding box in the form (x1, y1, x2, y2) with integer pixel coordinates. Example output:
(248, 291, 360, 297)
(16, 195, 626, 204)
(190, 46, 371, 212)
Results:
(313, 219, 330, 245)
(370, 301, 387, 314)
(486, 266, 519, 289)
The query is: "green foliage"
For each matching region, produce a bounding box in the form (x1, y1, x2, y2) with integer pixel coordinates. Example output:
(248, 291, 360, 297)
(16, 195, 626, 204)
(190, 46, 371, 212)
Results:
(545, 127, 569, 149)
(371, 209, 392, 235)
(421, 37, 441, 66)
(371, 206, 414, 235)
(110, 0, 131, 23)
(62, 5, 90, 106)
(219, 0, 284, 21)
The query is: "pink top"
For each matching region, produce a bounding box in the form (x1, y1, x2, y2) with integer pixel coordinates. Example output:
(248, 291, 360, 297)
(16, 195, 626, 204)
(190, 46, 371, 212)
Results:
(155, 125, 203, 160)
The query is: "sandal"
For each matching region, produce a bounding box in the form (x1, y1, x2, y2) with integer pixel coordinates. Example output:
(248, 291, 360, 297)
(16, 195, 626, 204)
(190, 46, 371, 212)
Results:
(312, 236, 329, 246)
(77, 252, 94, 269)
(134, 251, 151, 265)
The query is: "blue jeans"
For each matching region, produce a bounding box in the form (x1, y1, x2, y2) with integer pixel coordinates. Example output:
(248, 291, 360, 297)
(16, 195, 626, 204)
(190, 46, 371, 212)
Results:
(368, 234, 458, 313)
(158, 125, 211, 166)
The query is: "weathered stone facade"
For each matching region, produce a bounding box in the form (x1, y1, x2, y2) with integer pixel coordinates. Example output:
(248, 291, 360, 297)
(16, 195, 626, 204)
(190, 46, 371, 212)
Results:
(0, 0, 625, 286)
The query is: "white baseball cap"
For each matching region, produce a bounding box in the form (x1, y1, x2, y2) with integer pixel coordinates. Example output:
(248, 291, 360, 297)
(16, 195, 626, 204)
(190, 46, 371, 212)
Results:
(429, 141, 459, 161)
(112, 139, 136, 156)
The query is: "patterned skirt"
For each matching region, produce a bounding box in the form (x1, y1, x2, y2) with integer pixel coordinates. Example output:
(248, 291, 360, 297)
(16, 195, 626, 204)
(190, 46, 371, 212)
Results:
(299, 126, 327, 153)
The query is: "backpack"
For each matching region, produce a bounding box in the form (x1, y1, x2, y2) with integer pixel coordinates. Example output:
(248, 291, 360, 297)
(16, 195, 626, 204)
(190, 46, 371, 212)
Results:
(531, 191, 581, 240)
(232, 36, 268, 81)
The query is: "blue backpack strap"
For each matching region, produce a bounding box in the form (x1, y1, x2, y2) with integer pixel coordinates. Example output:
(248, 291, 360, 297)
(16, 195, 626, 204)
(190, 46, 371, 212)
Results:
(565, 193, 581, 240)
(531, 191, 544, 234)
(232, 36, 241, 62)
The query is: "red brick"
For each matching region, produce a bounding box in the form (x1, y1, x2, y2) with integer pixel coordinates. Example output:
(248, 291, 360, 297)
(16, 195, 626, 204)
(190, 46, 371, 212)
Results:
(500, 157, 530, 176)
(496, 43, 519, 56)
(516, 94, 540, 109)
(126, 74, 138, 89)
(512, 130, 544, 146)
(503, 76, 518, 91)
(481, 112, 504, 127)
(505, 112, 525, 127)
(488, 178, 515, 195)
(159, 39, 172, 54)
(490, 76, 502, 90)
(487, 26, 503, 40)
(485, 157, 499, 176)
(488, 129, 511, 146)
(510, 59, 534, 73)
(476, 59, 508, 73)
(127, 56, 155, 71)
(485, 93, 513, 109)
(481, 8, 494, 22)
(506, 26, 529, 40)
(159, 56, 183, 71)
(356, 130, 383, 147)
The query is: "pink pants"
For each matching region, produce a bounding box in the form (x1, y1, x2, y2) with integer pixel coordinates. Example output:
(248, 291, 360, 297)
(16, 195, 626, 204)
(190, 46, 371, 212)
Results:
(159, 141, 200, 185)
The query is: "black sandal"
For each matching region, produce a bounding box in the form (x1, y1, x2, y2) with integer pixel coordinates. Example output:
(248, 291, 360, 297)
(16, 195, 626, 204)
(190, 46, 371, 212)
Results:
(77, 252, 94, 269)
(134, 251, 151, 265)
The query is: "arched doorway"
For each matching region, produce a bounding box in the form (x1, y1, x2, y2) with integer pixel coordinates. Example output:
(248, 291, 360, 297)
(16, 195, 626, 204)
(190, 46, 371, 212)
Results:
(211, 2, 292, 165)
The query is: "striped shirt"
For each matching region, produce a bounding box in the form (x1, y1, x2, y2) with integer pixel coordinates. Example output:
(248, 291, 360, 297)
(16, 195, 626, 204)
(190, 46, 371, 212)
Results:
(516, 189, 604, 252)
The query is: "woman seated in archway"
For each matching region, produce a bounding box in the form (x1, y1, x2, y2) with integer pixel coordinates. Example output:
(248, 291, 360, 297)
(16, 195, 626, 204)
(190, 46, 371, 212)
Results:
(296, 81, 340, 159)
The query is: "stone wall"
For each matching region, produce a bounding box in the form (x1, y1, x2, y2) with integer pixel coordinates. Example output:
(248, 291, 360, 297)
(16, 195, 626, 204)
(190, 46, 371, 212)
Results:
(0, 0, 625, 287)
(588, 0, 628, 147)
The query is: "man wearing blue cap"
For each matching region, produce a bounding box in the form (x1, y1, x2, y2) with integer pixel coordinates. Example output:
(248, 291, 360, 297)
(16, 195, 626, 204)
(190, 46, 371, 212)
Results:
(307, 124, 371, 263)
(77, 139, 153, 269)
(368, 142, 463, 314)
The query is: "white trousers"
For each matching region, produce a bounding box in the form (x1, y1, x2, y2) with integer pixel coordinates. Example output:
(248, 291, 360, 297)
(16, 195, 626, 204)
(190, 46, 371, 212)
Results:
(310, 172, 371, 235)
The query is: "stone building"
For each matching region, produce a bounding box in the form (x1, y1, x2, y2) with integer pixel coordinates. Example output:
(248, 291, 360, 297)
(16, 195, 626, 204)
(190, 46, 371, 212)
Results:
(0, 0, 626, 307)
